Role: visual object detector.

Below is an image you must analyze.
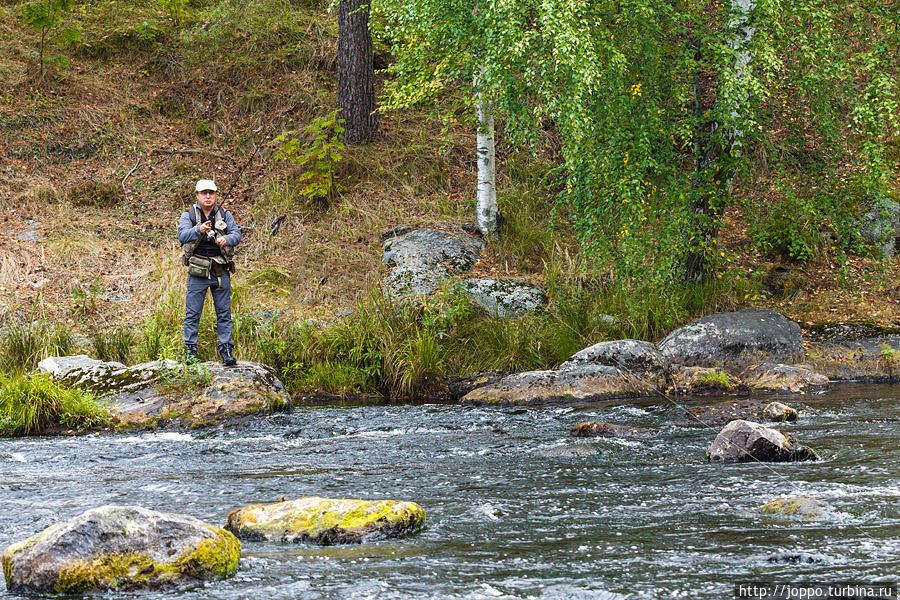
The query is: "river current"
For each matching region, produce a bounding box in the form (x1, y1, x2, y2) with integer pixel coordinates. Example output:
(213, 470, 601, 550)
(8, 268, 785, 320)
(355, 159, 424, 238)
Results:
(1, 384, 898, 599)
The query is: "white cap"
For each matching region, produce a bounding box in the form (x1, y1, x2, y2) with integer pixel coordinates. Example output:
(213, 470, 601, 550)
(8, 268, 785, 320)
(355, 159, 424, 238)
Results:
(195, 179, 218, 192)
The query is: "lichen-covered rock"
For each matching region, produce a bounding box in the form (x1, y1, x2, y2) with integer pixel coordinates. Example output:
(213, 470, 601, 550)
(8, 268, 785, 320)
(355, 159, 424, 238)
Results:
(382, 227, 484, 299)
(226, 497, 425, 545)
(2, 505, 240, 594)
(761, 496, 829, 519)
(763, 401, 799, 422)
(570, 421, 654, 438)
(805, 335, 900, 383)
(561, 339, 668, 377)
(669, 366, 745, 396)
(743, 363, 829, 393)
(706, 419, 819, 463)
(855, 194, 899, 258)
(460, 278, 547, 318)
(38, 356, 290, 428)
(658, 309, 804, 368)
(461, 363, 658, 406)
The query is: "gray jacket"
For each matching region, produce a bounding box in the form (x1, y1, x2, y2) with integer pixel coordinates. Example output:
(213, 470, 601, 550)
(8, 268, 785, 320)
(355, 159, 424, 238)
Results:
(177, 204, 242, 247)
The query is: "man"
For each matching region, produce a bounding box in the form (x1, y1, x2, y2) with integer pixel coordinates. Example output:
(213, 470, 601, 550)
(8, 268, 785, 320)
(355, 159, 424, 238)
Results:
(177, 179, 242, 366)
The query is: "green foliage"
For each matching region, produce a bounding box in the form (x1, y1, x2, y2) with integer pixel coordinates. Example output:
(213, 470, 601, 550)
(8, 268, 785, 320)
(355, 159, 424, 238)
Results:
(273, 111, 346, 206)
(751, 190, 821, 263)
(21, 0, 79, 78)
(0, 373, 109, 436)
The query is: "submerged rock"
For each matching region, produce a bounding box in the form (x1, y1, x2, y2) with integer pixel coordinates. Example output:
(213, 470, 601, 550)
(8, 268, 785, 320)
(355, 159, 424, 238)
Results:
(763, 401, 799, 422)
(460, 278, 547, 318)
(38, 355, 290, 428)
(706, 419, 819, 463)
(382, 227, 485, 300)
(561, 339, 667, 378)
(1, 505, 239, 594)
(743, 363, 829, 393)
(533, 444, 601, 458)
(676, 399, 802, 426)
(658, 309, 804, 368)
(761, 496, 829, 519)
(226, 497, 426, 545)
(462, 363, 656, 406)
(570, 421, 654, 438)
(806, 335, 900, 383)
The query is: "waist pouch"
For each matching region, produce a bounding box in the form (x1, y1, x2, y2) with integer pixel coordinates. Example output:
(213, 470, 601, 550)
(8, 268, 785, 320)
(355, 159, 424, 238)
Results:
(187, 256, 211, 279)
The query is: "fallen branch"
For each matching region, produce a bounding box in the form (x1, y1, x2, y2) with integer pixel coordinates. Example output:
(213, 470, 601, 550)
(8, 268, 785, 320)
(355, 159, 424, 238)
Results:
(122, 156, 143, 199)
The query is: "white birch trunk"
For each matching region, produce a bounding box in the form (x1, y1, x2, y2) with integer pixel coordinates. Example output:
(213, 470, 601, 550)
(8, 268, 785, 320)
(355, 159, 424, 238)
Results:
(475, 71, 497, 239)
(727, 0, 756, 159)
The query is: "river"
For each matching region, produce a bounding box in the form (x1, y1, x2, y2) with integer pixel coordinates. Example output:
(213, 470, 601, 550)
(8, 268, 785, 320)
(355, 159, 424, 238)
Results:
(1, 384, 898, 599)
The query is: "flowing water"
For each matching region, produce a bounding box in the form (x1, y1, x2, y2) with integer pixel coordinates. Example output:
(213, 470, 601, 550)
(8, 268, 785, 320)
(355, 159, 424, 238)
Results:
(1, 385, 898, 599)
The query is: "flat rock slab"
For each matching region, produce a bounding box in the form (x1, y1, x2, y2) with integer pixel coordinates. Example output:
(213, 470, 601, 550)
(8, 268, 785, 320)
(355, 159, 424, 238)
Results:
(707, 419, 819, 463)
(658, 309, 804, 368)
(806, 335, 900, 383)
(38, 355, 290, 427)
(570, 421, 655, 438)
(2, 505, 239, 594)
(743, 363, 829, 393)
(226, 497, 426, 545)
(561, 339, 667, 377)
(382, 228, 485, 300)
(460, 278, 547, 318)
(461, 363, 661, 406)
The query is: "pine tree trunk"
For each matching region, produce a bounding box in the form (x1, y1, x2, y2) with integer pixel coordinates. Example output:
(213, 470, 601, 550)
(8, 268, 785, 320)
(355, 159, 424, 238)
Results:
(338, 0, 377, 145)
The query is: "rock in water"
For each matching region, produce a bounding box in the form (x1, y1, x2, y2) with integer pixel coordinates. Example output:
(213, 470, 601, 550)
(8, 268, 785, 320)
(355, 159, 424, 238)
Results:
(226, 497, 426, 545)
(763, 401, 799, 422)
(1, 505, 240, 594)
(561, 339, 668, 377)
(761, 496, 829, 519)
(658, 309, 804, 367)
(743, 363, 829, 394)
(706, 419, 819, 463)
(570, 421, 653, 438)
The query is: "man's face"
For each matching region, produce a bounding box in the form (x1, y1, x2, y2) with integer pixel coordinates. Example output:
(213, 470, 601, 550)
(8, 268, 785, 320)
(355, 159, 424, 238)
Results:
(196, 189, 216, 210)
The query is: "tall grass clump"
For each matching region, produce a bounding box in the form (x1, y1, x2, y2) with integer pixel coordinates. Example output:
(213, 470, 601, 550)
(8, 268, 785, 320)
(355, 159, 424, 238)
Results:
(0, 373, 109, 436)
(90, 327, 135, 363)
(0, 320, 76, 376)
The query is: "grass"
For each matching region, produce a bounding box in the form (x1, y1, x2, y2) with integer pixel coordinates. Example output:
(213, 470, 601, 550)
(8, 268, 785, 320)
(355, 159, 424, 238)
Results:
(156, 362, 211, 396)
(0, 373, 109, 436)
(0, 319, 76, 376)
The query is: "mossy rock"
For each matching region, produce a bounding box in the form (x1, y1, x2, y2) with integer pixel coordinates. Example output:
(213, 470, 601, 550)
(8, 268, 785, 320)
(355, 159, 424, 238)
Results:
(226, 497, 426, 545)
(2, 505, 240, 593)
(761, 496, 829, 519)
(569, 421, 654, 438)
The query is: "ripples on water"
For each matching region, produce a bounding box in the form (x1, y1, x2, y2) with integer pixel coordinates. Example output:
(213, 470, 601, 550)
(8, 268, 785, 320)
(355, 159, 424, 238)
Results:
(0, 385, 897, 599)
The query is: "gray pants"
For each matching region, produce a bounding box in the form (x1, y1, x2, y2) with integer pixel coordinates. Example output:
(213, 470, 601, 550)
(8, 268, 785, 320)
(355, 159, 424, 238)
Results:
(183, 273, 233, 347)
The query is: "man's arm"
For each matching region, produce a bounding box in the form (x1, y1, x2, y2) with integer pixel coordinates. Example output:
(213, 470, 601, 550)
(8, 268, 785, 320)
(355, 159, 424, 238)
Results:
(222, 210, 242, 247)
(177, 211, 202, 244)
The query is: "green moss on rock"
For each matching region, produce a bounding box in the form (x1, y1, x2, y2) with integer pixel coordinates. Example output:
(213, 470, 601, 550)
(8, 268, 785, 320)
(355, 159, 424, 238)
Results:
(227, 497, 426, 545)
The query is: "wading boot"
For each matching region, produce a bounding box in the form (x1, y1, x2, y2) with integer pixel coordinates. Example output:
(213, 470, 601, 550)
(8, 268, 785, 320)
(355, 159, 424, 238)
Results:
(219, 343, 237, 367)
(184, 344, 199, 365)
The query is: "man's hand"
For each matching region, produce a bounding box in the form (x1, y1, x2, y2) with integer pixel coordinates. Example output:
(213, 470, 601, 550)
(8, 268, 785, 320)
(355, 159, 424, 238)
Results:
(216, 236, 228, 246)
(199, 221, 212, 234)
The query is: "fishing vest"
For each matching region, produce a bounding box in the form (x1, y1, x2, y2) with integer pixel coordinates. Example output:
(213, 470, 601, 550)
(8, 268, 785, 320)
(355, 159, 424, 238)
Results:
(181, 205, 236, 271)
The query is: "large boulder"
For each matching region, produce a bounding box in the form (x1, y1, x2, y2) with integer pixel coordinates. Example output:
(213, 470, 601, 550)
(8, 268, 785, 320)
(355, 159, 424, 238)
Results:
(382, 227, 485, 300)
(460, 278, 547, 318)
(658, 309, 804, 368)
(226, 497, 426, 545)
(461, 363, 657, 406)
(561, 339, 668, 377)
(855, 194, 899, 258)
(2, 505, 240, 594)
(38, 356, 290, 427)
(706, 419, 819, 463)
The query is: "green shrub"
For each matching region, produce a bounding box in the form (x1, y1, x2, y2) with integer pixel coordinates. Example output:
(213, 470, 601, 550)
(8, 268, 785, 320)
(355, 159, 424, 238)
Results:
(0, 373, 109, 436)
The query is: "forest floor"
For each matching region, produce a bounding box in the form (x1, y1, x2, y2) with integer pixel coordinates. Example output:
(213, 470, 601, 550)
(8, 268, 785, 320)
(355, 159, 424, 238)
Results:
(0, 0, 897, 352)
